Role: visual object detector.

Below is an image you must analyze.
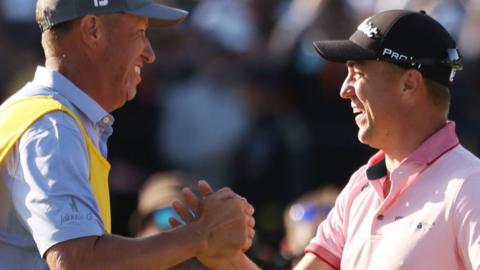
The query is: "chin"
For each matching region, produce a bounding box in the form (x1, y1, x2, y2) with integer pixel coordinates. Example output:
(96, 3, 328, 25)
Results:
(127, 88, 137, 101)
(357, 130, 370, 145)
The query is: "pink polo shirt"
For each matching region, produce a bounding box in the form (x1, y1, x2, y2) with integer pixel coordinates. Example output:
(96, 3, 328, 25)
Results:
(306, 121, 480, 270)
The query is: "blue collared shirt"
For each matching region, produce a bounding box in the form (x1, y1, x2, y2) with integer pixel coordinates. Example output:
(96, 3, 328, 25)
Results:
(0, 66, 114, 269)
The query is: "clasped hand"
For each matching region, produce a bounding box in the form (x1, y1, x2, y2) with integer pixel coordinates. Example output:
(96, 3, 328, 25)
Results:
(169, 180, 255, 265)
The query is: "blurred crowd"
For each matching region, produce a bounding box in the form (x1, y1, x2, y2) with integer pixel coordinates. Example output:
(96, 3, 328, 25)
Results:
(1, 0, 480, 268)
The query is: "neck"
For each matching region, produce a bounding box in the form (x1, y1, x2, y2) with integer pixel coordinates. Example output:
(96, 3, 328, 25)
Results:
(45, 51, 111, 112)
(383, 116, 446, 173)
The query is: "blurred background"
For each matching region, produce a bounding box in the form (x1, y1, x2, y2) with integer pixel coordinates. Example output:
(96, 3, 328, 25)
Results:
(1, 0, 480, 268)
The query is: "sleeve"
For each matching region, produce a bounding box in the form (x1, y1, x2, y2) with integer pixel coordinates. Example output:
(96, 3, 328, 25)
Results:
(12, 111, 104, 257)
(452, 173, 480, 270)
(304, 168, 365, 270)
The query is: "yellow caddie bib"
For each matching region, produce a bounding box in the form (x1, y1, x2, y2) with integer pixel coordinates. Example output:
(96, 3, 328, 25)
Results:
(0, 96, 111, 233)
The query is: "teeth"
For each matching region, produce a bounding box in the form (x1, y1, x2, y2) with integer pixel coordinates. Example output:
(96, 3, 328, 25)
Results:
(134, 66, 141, 75)
(353, 109, 362, 114)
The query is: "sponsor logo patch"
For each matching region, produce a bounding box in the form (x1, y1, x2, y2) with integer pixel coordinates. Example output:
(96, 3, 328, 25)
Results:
(94, 0, 109, 7)
(357, 18, 380, 39)
(382, 48, 413, 62)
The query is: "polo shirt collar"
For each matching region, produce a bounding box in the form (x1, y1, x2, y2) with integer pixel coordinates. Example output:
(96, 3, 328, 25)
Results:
(366, 151, 387, 180)
(366, 121, 459, 180)
(32, 66, 113, 126)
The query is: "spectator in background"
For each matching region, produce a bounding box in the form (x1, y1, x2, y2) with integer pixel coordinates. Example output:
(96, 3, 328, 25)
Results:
(0, 0, 36, 23)
(0, 0, 39, 48)
(231, 62, 316, 263)
(190, 0, 258, 53)
(280, 186, 339, 268)
(156, 42, 250, 188)
(129, 171, 207, 270)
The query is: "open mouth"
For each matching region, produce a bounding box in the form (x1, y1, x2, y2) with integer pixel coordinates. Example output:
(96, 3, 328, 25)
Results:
(134, 65, 141, 76)
(352, 107, 365, 123)
(352, 107, 363, 116)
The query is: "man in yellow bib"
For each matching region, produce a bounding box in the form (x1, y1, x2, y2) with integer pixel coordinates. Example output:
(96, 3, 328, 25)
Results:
(0, 0, 255, 269)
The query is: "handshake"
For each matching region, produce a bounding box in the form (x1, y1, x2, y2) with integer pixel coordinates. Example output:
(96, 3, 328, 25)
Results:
(168, 180, 258, 270)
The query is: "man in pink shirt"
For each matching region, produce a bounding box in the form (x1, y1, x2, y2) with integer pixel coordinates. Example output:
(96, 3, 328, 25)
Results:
(173, 9, 479, 270)
(297, 9, 479, 270)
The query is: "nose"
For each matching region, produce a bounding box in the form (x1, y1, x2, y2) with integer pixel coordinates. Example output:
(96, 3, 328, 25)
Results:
(142, 36, 156, 63)
(340, 74, 355, 100)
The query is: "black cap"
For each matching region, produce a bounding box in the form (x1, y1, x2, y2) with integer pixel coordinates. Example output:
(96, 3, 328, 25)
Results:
(37, 0, 188, 32)
(313, 9, 462, 87)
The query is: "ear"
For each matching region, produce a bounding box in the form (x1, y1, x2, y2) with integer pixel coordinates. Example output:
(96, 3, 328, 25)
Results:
(402, 69, 423, 94)
(78, 15, 106, 48)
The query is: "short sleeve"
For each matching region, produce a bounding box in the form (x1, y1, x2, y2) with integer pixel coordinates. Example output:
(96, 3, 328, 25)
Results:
(12, 111, 104, 257)
(305, 168, 366, 269)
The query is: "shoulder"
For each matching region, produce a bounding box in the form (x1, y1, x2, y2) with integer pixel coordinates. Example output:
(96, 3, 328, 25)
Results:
(432, 145, 480, 211)
(21, 111, 85, 145)
(332, 163, 370, 211)
(435, 145, 480, 182)
(18, 111, 88, 163)
(344, 164, 370, 195)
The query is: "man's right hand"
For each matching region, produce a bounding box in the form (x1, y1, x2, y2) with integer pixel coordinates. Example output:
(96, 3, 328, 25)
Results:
(171, 181, 255, 260)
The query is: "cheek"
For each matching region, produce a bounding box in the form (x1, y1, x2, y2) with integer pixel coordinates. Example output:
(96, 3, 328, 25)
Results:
(354, 82, 368, 102)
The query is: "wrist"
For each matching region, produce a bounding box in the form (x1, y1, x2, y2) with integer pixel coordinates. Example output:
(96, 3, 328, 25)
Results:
(198, 252, 238, 270)
(186, 221, 209, 256)
(229, 252, 259, 270)
(199, 252, 257, 270)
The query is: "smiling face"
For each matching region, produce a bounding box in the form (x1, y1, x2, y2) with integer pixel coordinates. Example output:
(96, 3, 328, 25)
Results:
(98, 13, 156, 111)
(340, 60, 407, 150)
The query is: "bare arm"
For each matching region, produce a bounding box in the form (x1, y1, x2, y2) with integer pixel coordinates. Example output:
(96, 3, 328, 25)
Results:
(45, 186, 253, 270)
(46, 223, 205, 270)
(294, 253, 336, 270)
(196, 239, 336, 270)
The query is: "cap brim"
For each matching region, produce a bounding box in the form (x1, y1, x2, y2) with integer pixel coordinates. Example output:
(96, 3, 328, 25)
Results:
(313, 40, 376, 62)
(127, 3, 188, 27)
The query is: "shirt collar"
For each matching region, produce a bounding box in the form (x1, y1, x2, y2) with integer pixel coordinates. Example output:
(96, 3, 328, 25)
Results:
(32, 66, 114, 126)
(408, 121, 459, 164)
(366, 121, 459, 180)
(366, 151, 387, 180)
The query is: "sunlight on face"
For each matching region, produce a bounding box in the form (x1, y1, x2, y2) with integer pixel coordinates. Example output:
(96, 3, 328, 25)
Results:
(98, 13, 155, 111)
(341, 60, 406, 149)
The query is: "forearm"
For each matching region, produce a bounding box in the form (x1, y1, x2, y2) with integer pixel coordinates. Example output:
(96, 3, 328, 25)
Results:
(46, 223, 206, 270)
(94, 225, 204, 269)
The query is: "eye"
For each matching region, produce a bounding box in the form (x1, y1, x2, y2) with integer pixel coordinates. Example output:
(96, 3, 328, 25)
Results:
(348, 69, 361, 80)
(138, 29, 147, 37)
(350, 67, 366, 80)
(353, 71, 363, 80)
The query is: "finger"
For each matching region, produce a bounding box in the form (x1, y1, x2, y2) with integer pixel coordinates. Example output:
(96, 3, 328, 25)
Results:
(242, 237, 254, 252)
(168, 217, 183, 228)
(181, 188, 200, 216)
(244, 201, 255, 216)
(198, 180, 214, 197)
(242, 227, 255, 252)
(171, 199, 194, 223)
(248, 227, 255, 241)
(247, 215, 255, 228)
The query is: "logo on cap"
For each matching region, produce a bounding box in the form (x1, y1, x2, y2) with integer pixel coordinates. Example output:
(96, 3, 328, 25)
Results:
(382, 48, 413, 61)
(357, 18, 380, 39)
(94, 0, 109, 7)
